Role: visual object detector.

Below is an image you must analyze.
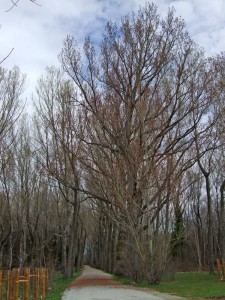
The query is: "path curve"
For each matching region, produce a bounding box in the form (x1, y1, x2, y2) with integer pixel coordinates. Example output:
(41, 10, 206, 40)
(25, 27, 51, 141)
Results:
(62, 265, 184, 300)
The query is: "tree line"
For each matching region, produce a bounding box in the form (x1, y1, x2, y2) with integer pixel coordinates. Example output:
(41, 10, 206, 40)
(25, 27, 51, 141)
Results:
(0, 3, 224, 284)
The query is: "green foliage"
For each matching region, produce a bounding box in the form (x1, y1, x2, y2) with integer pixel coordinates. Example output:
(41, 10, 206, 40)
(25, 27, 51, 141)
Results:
(44, 271, 81, 300)
(170, 202, 185, 257)
(154, 272, 224, 298)
(114, 272, 225, 298)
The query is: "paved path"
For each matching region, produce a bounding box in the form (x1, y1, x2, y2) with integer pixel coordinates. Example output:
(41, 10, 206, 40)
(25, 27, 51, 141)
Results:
(62, 266, 184, 300)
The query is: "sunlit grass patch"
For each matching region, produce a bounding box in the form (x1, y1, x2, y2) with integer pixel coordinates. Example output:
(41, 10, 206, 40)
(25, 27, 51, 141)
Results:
(114, 272, 225, 298)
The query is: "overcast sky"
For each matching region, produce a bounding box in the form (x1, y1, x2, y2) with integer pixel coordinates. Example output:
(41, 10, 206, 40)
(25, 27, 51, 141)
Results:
(0, 0, 225, 103)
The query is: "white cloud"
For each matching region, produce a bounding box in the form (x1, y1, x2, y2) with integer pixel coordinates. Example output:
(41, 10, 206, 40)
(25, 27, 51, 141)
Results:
(0, 0, 224, 105)
(164, 0, 225, 54)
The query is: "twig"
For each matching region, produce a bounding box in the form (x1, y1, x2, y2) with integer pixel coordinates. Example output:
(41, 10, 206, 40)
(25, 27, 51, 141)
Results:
(0, 48, 14, 64)
(5, 0, 41, 12)
(5, 0, 19, 12)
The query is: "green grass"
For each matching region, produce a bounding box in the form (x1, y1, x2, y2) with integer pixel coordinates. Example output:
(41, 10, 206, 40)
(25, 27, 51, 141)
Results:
(114, 272, 225, 298)
(44, 271, 81, 300)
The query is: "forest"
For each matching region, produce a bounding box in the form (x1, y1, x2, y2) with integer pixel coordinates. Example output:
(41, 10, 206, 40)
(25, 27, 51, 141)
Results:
(0, 3, 224, 285)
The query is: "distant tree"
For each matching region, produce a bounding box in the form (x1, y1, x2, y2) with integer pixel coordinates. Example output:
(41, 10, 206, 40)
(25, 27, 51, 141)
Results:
(192, 55, 224, 274)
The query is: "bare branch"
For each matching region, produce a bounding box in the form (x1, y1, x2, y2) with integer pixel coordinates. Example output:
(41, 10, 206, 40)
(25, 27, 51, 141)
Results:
(0, 48, 14, 64)
(4, 0, 41, 12)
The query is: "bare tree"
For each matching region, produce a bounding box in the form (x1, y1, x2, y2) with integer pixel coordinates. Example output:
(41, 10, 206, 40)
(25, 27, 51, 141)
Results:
(58, 3, 218, 283)
(0, 66, 24, 266)
(0, 66, 25, 147)
(34, 67, 86, 278)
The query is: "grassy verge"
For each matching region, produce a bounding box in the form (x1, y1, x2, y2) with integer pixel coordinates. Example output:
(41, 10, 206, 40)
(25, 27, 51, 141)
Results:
(114, 272, 225, 298)
(44, 271, 81, 300)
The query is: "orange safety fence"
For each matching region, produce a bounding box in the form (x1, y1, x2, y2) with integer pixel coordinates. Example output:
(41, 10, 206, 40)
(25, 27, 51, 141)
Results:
(0, 267, 52, 300)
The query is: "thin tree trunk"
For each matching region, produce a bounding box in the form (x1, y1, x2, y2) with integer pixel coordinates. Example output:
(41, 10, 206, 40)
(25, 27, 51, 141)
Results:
(62, 234, 68, 279)
(220, 180, 225, 259)
(205, 175, 214, 274)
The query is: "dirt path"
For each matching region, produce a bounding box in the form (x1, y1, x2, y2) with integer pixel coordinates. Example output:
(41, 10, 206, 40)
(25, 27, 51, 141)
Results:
(70, 265, 121, 287)
(62, 266, 185, 300)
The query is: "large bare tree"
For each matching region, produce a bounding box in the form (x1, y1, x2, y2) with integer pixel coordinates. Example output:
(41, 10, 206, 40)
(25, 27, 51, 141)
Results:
(58, 3, 220, 282)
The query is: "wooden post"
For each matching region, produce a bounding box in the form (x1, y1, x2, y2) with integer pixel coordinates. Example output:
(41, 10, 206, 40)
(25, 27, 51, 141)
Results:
(37, 268, 40, 298)
(9, 270, 13, 300)
(0, 270, 2, 300)
(5, 271, 11, 300)
(40, 268, 46, 297)
(13, 269, 19, 300)
(34, 268, 39, 300)
(45, 268, 48, 293)
(39, 268, 43, 298)
(24, 268, 30, 300)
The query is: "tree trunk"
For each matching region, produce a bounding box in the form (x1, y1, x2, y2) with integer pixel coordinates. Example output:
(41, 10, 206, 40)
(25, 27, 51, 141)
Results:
(220, 180, 225, 259)
(205, 175, 214, 274)
(62, 235, 67, 279)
